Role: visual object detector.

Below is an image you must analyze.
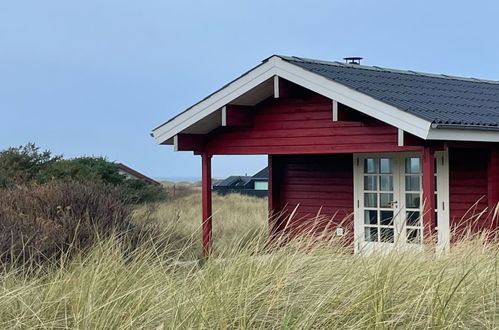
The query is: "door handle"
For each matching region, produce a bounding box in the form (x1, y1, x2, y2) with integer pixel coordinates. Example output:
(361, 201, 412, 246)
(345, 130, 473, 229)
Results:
(388, 201, 398, 207)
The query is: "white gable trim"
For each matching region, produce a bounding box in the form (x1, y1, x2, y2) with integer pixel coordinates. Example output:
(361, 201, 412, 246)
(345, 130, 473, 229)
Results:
(152, 55, 499, 144)
(152, 58, 279, 144)
(272, 59, 431, 139)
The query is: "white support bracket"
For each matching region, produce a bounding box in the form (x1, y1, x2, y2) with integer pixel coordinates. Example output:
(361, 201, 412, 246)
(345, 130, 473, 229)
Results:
(332, 100, 338, 121)
(273, 75, 279, 98)
(398, 128, 404, 146)
(221, 106, 227, 126)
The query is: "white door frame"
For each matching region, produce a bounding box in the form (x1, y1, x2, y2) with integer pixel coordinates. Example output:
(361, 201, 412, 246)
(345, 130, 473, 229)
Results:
(353, 151, 450, 254)
(435, 150, 450, 252)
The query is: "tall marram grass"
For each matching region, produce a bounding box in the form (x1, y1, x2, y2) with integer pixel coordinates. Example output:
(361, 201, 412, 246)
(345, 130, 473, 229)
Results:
(0, 194, 498, 329)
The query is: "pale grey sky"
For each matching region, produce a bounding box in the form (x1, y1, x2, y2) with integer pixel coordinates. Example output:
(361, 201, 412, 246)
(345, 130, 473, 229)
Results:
(1, 0, 498, 179)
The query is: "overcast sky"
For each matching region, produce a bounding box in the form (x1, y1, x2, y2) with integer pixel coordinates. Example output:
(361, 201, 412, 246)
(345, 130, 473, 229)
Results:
(1, 1, 498, 179)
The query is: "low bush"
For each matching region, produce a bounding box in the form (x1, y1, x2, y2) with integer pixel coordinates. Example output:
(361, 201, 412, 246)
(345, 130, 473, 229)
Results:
(0, 180, 133, 264)
(0, 143, 168, 204)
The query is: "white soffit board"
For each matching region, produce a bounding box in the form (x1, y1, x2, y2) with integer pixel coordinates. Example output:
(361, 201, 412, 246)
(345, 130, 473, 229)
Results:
(426, 128, 499, 142)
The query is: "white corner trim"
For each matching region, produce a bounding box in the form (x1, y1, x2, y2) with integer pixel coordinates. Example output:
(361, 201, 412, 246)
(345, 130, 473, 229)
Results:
(435, 149, 450, 252)
(273, 75, 279, 98)
(332, 99, 338, 121)
(398, 129, 404, 146)
(426, 128, 499, 142)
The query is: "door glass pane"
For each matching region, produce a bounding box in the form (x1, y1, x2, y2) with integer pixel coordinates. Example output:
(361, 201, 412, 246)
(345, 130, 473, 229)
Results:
(364, 158, 377, 174)
(380, 158, 392, 174)
(364, 193, 377, 207)
(365, 227, 378, 242)
(406, 211, 420, 226)
(405, 157, 421, 174)
(380, 211, 394, 226)
(379, 176, 393, 191)
(406, 193, 420, 208)
(364, 210, 378, 225)
(364, 176, 377, 191)
(380, 228, 394, 243)
(405, 176, 420, 191)
(407, 228, 421, 244)
(380, 193, 393, 208)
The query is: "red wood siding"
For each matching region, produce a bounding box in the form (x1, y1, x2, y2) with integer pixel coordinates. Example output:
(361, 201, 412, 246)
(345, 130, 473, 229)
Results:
(271, 154, 354, 240)
(449, 148, 490, 235)
(204, 85, 422, 155)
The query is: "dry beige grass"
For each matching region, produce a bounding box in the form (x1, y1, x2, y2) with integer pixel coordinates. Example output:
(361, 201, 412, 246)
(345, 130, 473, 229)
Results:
(133, 193, 268, 258)
(0, 193, 498, 329)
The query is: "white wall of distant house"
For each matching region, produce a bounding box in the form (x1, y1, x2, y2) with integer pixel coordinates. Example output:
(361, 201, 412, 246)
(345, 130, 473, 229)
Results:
(254, 181, 268, 190)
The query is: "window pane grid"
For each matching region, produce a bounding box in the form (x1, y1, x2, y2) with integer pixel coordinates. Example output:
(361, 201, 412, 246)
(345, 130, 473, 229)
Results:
(362, 157, 395, 244)
(403, 157, 423, 245)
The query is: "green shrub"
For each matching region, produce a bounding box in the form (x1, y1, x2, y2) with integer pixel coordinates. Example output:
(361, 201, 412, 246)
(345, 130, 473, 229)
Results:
(47, 157, 125, 184)
(0, 144, 167, 204)
(48, 157, 167, 204)
(0, 143, 61, 187)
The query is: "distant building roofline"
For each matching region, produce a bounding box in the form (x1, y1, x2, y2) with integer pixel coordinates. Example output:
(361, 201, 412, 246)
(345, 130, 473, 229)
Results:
(117, 163, 161, 186)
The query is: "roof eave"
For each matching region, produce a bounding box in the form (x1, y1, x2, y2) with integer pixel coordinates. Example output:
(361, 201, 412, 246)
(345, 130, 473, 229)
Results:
(151, 56, 437, 145)
(427, 125, 499, 142)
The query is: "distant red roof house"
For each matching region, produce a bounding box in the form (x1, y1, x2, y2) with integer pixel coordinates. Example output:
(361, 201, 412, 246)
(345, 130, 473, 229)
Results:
(117, 163, 161, 186)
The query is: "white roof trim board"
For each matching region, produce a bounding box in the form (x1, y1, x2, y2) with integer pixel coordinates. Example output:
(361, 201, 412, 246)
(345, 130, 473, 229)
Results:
(152, 56, 499, 144)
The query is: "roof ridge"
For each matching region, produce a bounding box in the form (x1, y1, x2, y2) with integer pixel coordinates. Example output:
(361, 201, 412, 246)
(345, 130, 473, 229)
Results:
(277, 55, 499, 85)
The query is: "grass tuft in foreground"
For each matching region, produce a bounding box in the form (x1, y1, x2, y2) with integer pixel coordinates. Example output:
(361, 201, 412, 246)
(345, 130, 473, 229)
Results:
(0, 194, 497, 329)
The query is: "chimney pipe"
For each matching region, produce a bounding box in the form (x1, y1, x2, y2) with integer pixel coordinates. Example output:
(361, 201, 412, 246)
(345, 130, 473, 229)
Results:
(343, 57, 363, 65)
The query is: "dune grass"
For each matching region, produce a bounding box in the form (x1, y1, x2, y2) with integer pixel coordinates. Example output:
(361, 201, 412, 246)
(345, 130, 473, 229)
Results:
(132, 193, 268, 259)
(0, 194, 498, 329)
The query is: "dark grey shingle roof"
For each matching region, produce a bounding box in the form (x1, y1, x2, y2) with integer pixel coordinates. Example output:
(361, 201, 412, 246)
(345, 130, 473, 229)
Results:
(213, 176, 251, 188)
(280, 56, 499, 129)
(251, 167, 268, 180)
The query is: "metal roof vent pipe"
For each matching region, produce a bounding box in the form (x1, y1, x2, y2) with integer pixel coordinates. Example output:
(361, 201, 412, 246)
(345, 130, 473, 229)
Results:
(343, 57, 363, 65)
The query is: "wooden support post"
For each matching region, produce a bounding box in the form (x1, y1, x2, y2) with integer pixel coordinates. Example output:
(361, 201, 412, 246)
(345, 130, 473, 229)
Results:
(488, 149, 499, 213)
(201, 152, 212, 256)
(422, 147, 436, 241)
(268, 155, 278, 236)
(268, 155, 273, 219)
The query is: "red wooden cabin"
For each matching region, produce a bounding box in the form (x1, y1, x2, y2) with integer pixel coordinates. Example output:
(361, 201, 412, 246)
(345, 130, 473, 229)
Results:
(152, 55, 499, 255)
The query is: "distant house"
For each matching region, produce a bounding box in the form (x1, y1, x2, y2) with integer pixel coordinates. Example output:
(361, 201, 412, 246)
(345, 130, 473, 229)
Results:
(213, 167, 268, 197)
(117, 163, 161, 186)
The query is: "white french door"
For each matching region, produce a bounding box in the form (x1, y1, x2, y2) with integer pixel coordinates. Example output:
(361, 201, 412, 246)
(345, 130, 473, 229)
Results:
(353, 152, 449, 254)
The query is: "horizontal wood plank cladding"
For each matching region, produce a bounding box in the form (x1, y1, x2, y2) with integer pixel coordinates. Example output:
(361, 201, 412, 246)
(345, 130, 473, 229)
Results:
(271, 154, 354, 240)
(205, 94, 405, 155)
(449, 148, 490, 234)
